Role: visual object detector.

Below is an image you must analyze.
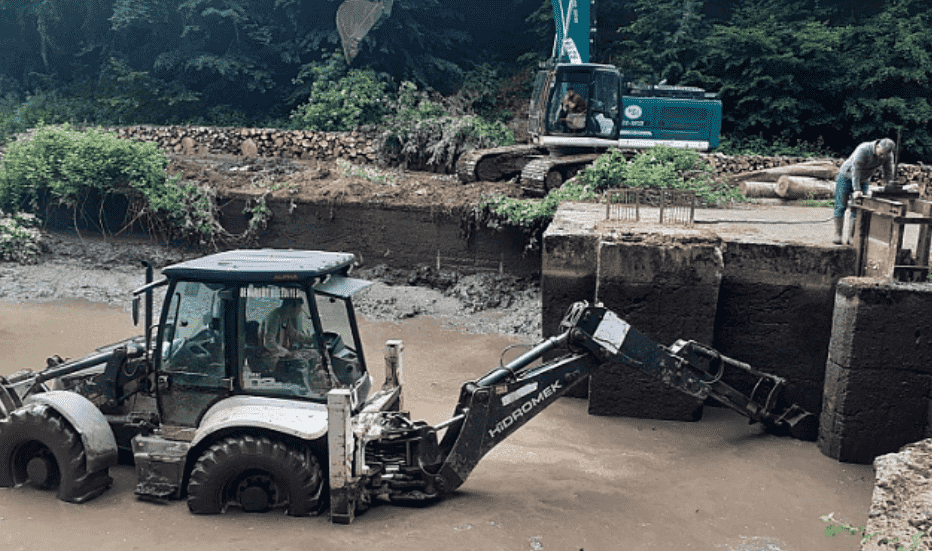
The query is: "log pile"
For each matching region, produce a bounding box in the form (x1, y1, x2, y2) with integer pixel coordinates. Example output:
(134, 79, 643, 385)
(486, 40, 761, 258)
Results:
(724, 157, 932, 200)
(729, 161, 839, 200)
(703, 152, 839, 175)
(108, 125, 382, 163)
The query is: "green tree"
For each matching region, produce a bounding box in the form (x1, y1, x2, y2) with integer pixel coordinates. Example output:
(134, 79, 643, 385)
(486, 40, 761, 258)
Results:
(700, 1, 845, 142)
(614, 0, 709, 85)
(838, 0, 932, 159)
(290, 52, 391, 132)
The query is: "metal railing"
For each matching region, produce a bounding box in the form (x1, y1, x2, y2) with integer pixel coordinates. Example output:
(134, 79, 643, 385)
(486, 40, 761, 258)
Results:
(604, 188, 696, 226)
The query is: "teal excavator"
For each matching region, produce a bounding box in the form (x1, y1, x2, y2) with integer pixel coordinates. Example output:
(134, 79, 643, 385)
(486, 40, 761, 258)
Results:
(334, 0, 723, 192)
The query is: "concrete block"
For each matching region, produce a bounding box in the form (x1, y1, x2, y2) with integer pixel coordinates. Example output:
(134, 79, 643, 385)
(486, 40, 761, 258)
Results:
(588, 361, 703, 421)
(828, 278, 932, 374)
(713, 241, 855, 414)
(818, 360, 930, 463)
(587, 235, 722, 420)
(542, 205, 602, 398)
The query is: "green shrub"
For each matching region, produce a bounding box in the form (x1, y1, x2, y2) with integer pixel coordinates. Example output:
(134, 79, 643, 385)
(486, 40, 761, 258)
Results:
(0, 124, 239, 247)
(290, 54, 392, 132)
(468, 180, 597, 252)
(381, 114, 514, 172)
(379, 81, 514, 172)
(468, 146, 743, 252)
(576, 146, 741, 207)
(0, 124, 169, 217)
(0, 91, 111, 145)
(0, 211, 44, 264)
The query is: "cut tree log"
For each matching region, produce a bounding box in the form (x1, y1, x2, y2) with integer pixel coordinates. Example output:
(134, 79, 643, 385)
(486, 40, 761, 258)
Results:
(728, 161, 838, 185)
(739, 181, 781, 198)
(774, 175, 835, 200)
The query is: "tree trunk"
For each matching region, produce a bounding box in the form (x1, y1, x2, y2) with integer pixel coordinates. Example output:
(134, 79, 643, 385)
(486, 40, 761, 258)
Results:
(774, 176, 835, 200)
(729, 161, 838, 185)
(739, 181, 780, 198)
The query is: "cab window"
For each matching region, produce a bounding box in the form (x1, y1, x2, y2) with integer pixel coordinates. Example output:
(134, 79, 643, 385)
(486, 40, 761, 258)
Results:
(314, 293, 365, 386)
(161, 281, 225, 384)
(240, 285, 330, 399)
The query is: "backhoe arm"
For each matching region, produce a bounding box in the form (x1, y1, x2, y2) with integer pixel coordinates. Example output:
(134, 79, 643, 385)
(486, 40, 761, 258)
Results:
(353, 302, 817, 515)
(429, 302, 817, 494)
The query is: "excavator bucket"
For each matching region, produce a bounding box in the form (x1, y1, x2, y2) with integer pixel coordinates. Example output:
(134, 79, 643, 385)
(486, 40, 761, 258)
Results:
(336, 0, 393, 64)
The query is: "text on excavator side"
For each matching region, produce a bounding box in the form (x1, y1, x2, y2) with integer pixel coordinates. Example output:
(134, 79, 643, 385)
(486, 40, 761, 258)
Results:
(488, 381, 562, 439)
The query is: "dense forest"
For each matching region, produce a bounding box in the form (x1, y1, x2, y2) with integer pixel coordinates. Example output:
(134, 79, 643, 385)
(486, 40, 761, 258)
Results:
(0, 0, 929, 160)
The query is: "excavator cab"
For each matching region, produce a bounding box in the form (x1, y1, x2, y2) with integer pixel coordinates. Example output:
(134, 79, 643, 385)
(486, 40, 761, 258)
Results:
(531, 63, 621, 146)
(529, 62, 721, 152)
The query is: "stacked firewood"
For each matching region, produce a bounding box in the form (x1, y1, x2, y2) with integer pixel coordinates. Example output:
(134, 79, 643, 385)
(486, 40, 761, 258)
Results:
(109, 125, 381, 162)
(702, 153, 838, 175)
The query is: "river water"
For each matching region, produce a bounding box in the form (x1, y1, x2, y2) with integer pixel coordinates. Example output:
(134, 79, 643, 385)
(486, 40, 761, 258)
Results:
(0, 300, 874, 551)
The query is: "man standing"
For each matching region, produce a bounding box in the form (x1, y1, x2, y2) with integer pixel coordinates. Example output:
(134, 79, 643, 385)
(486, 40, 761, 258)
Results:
(834, 138, 896, 244)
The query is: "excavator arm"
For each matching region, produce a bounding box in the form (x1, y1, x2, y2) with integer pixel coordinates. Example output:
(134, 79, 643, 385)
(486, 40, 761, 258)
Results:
(340, 301, 817, 521)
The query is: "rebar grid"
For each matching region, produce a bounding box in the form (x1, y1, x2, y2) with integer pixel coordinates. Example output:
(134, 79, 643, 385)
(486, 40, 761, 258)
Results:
(604, 188, 696, 225)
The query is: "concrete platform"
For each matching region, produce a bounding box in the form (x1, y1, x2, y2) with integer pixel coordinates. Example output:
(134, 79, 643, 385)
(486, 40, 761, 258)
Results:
(543, 202, 857, 420)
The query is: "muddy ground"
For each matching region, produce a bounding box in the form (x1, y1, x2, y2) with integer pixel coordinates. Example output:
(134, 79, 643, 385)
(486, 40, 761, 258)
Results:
(0, 155, 893, 550)
(0, 299, 874, 551)
(0, 231, 542, 339)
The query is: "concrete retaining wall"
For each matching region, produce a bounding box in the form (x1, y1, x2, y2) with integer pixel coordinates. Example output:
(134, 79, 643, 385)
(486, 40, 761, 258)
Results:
(818, 278, 932, 464)
(588, 234, 723, 420)
(542, 202, 858, 422)
(220, 196, 540, 277)
(713, 241, 855, 414)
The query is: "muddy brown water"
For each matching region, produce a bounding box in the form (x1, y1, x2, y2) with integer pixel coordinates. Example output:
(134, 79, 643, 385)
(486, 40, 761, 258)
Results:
(0, 301, 873, 551)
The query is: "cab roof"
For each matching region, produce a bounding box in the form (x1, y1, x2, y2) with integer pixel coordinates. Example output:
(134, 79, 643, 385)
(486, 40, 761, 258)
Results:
(161, 249, 356, 283)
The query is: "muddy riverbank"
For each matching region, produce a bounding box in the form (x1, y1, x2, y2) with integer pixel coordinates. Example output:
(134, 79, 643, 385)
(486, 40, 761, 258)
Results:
(0, 231, 542, 338)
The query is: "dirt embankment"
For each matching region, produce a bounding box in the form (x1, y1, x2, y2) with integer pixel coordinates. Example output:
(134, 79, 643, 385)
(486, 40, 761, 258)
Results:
(166, 154, 523, 208)
(0, 231, 541, 339)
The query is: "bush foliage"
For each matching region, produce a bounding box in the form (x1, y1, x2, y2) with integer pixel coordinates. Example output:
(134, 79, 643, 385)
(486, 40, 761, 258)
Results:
(0, 211, 44, 264)
(576, 146, 741, 207)
(0, 124, 241, 247)
(290, 54, 392, 132)
(470, 146, 741, 251)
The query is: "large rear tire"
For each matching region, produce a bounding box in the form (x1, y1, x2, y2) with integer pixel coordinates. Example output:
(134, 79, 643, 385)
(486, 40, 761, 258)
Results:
(186, 435, 322, 516)
(0, 403, 112, 503)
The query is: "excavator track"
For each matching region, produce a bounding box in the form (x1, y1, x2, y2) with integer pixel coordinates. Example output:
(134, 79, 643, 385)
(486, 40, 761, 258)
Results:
(519, 153, 604, 194)
(455, 144, 547, 183)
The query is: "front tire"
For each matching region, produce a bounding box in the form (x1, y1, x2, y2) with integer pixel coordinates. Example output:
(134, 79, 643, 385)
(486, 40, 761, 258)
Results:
(186, 435, 322, 516)
(0, 403, 112, 502)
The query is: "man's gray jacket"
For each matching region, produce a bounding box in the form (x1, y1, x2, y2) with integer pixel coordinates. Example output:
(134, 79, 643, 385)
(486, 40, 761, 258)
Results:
(839, 140, 894, 189)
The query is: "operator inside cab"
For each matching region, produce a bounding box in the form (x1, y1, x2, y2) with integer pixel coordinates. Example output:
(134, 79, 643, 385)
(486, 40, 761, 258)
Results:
(559, 88, 587, 132)
(248, 295, 330, 394)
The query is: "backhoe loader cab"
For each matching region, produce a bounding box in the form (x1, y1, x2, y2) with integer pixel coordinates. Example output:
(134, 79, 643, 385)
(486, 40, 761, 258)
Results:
(130, 250, 377, 510)
(151, 250, 372, 420)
